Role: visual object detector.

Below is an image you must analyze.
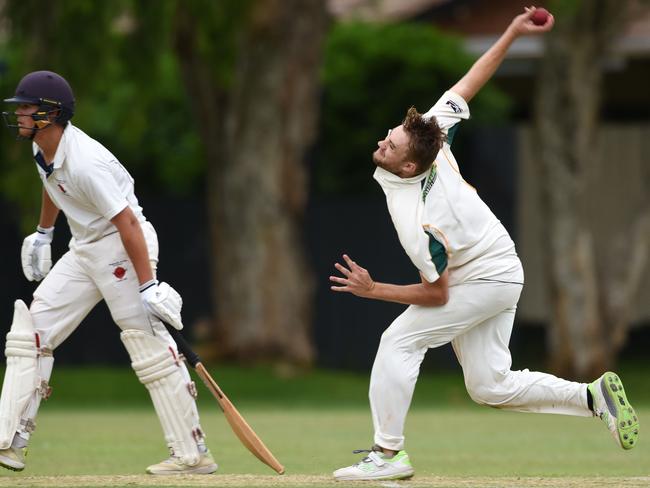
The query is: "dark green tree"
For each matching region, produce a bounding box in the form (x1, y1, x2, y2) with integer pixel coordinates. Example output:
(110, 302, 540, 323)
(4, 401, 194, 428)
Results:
(0, 0, 328, 366)
(316, 21, 509, 195)
(0, 1, 509, 367)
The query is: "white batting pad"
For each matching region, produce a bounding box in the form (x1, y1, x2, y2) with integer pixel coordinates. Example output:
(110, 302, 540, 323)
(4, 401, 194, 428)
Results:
(121, 329, 202, 465)
(0, 301, 40, 448)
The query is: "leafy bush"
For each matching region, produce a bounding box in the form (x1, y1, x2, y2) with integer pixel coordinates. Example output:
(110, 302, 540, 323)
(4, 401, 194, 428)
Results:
(315, 21, 511, 195)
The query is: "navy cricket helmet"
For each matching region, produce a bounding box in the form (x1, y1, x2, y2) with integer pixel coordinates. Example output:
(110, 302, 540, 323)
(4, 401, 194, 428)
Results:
(3, 70, 75, 129)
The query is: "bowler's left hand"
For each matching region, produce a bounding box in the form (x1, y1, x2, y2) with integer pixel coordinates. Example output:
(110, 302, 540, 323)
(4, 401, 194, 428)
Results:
(330, 254, 376, 298)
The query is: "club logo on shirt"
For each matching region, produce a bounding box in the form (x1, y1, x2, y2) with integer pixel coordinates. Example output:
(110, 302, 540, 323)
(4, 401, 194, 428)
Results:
(446, 99, 462, 113)
(54, 177, 68, 195)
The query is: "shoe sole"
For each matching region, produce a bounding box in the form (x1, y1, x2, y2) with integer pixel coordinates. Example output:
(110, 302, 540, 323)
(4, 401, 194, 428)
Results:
(335, 470, 414, 481)
(601, 372, 639, 450)
(146, 463, 218, 475)
(0, 459, 25, 472)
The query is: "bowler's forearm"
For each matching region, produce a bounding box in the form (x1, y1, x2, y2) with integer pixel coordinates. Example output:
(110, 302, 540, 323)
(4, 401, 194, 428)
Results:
(450, 26, 518, 103)
(366, 281, 448, 307)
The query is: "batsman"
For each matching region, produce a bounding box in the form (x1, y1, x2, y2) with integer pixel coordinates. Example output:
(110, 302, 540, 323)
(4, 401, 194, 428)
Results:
(0, 70, 217, 475)
(330, 7, 639, 481)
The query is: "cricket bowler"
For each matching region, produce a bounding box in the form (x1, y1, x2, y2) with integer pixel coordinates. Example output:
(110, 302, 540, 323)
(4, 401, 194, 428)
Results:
(330, 7, 639, 481)
(0, 70, 217, 474)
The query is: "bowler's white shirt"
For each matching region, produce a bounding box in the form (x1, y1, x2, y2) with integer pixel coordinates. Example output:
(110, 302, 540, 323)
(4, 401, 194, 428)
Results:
(33, 123, 146, 246)
(374, 91, 523, 286)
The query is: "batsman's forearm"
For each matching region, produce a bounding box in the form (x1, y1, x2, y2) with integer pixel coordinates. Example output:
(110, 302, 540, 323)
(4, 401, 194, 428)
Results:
(120, 232, 154, 285)
(39, 188, 60, 228)
(115, 216, 154, 285)
(366, 282, 447, 307)
(450, 26, 517, 103)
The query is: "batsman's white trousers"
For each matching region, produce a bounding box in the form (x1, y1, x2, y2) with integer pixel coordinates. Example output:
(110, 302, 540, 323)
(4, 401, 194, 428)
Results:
(30, 222, 173, 348)
(370, 279, 591, 451)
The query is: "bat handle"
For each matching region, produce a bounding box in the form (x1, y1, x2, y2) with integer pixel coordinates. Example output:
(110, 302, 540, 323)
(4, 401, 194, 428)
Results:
(163, 323, 201, 368)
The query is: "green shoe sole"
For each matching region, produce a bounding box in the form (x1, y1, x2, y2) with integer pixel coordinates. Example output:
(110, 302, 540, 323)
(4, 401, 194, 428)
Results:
(601, 372, 639, 449)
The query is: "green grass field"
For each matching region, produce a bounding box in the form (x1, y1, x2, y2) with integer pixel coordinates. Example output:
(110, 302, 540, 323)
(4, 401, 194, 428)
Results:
(0, 365, 648, 487)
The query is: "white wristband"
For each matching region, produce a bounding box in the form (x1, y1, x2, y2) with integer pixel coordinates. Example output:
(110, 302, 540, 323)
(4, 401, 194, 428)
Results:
(139, 279, 158, 293)
(36, 225, 54, 234)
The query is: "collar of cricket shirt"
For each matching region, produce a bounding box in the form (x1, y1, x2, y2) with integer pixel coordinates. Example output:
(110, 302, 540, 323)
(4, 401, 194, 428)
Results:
(33, 122, 70, 173)
(373, 166, 428, 190)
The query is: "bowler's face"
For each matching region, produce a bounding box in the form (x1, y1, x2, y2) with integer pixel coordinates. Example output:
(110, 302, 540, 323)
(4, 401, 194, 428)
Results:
(372, 125, 411, 176)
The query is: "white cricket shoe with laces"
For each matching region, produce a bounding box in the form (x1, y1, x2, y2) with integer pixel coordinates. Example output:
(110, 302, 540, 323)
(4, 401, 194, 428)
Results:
(333, 447, 414, 481)
(146, 450, 218, 475)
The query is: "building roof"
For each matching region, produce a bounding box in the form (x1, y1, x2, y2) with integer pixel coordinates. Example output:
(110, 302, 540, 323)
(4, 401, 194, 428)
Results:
(329, 0, 650, 58)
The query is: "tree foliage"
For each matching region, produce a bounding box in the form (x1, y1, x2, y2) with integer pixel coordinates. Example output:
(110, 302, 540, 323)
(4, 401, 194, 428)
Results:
(316, 21, 510, 195)
(0, 0, 327, 366)
(0, 5, 511, 212)
(0, 1, 513, 366)
(0, 0, 207, 230)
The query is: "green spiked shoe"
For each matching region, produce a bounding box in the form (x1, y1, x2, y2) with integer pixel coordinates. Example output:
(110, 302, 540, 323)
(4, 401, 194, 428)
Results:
(333, 447, 414, 481)
(588, 372, 639, 449)
(0, 446, 26, 471)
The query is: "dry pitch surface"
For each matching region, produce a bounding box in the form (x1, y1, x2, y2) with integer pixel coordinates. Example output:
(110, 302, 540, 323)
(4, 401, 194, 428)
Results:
(2, 474, 650, 488)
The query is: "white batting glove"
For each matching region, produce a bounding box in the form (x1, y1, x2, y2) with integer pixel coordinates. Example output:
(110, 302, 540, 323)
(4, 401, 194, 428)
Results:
(21, 226, 54, 282)
(140, 280, 184, 330)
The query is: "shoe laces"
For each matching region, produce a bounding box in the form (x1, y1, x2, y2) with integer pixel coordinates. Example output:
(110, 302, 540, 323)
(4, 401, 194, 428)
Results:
(352, 445, 384, 466)
(160, 455, 183, 466)
(352, 444, 382, 455)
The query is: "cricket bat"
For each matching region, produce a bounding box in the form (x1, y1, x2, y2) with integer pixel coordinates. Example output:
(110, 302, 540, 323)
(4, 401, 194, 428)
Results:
(164, 324, 285, 474)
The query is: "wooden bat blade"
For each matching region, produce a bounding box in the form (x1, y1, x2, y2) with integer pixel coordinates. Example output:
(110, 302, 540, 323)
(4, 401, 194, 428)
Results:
(195, 363, 285, 474)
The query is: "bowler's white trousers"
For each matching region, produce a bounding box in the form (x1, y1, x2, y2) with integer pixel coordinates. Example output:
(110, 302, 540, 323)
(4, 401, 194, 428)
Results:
(370, 279, 591, 451)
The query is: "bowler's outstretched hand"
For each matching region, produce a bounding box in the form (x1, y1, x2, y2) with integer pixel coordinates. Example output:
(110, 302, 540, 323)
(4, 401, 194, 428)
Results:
(330, 254, 376, 298)
(511, 6, 554, 35)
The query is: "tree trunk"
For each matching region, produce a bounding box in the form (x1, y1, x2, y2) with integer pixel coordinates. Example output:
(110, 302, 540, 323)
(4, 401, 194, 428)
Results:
(174, 0, 328, 366)
(534, 0, 648, 379)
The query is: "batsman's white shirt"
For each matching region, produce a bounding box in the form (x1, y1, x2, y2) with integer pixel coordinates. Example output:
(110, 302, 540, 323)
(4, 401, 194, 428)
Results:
(33, 123, 146, 246)
(18, 125, 204, 459)
(29, 122, 162, 349)
(374, 90, 522, 286)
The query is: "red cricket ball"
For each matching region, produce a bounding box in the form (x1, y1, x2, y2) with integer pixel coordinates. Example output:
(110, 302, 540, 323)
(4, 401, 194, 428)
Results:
(113, 266, 126, 279)
(531, 8, 550, 26)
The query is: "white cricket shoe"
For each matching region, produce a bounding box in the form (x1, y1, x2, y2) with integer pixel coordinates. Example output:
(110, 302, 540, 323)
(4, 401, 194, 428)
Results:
(146, 451, 218, 475)
(333, 448, 414, 481)
(0, 446, 26, 471)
